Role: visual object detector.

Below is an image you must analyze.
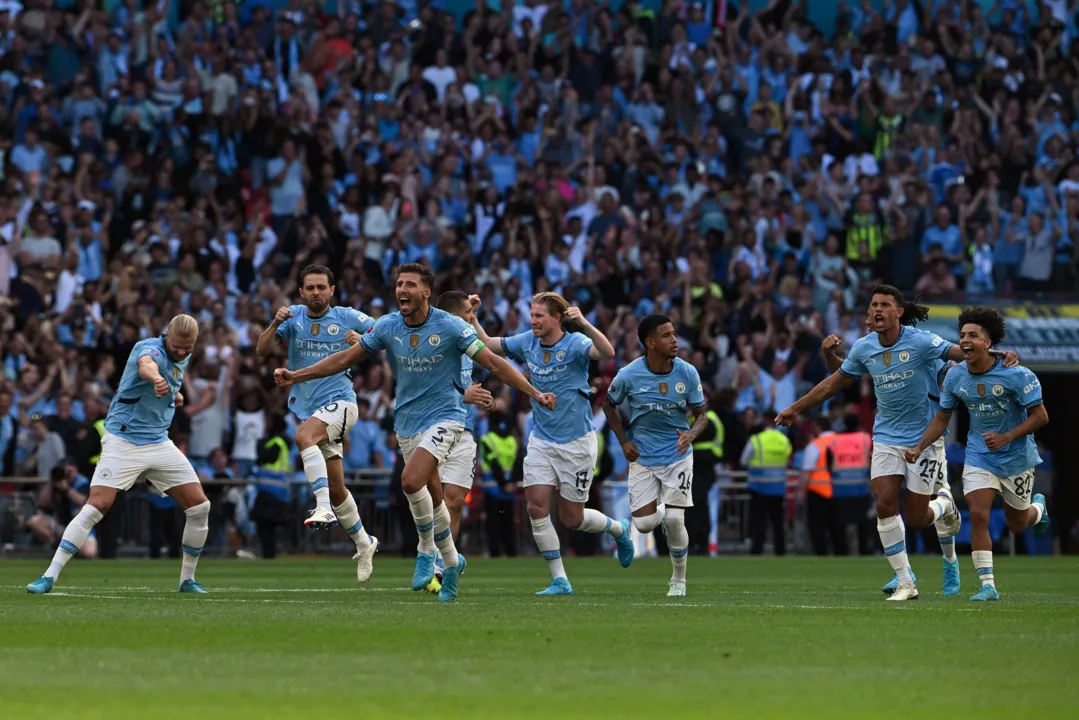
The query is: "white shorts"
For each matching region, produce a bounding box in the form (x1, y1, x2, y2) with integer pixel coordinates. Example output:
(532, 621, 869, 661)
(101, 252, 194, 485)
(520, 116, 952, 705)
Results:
(92, 432, 200, 497)
(399, 421, 465, 466)
(628, 454, 694, 512)
(440, 431, 477, 489)
(309, 401, 359, 460)
(523, 432, 597, 503)
(963, 465, 1036, 510)
(871, 438, 947, 496)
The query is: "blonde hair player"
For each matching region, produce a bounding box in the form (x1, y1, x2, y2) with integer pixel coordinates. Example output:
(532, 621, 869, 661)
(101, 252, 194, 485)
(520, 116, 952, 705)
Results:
(28, 315, 213, 595)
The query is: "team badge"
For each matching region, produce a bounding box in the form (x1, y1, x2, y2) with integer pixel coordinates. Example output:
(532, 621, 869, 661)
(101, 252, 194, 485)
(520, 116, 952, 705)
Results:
(675, 382, 686, 393)
(172, 367, 179, 380)
(543, 351, 552, 364)
(310, 323, 321, 336)
(556, 351, 566, 362)
(977, 384, 986, 397)
(429, 334, 441, 347)
(410, 334, 420, 349)
(898, 351, 910, 363)
(992, 385, 1004, 396)
(98, 469, 112, 479)
(328, 324, 340, 335)
(882, 352, 892, 366)
(659, 382, 669, 395)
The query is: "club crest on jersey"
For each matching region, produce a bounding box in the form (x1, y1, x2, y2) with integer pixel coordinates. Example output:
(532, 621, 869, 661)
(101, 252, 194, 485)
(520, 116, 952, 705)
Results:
(172, 367, 180, 380)
(429, 334, 441, 347)
(992, 385, 1004, 396)
(310, 323, 321, 336)
(327, 324, 340, 336)
(882, 352, 892, 366)
(977, 383, 986, 397)
(556, 351, 566, 362)
(98, 468, 112, 479)
(410, 334, 420, 349)
(659, 382, 669, 395)
(543, 351, 552, 364)
(675, 382, 686, 393)
(898, 351, 910, 363)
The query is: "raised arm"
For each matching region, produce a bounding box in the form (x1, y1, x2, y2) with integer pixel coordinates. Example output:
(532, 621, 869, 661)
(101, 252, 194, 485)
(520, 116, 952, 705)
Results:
(274, 343, 369, 386)
(821, 334, 844, 374)
(565, 307, 615, 360)
(468, 295, 506, 356)
(257, 306, 292, 358)
(138, 355, 169, 397)
(472, 346, 555, 410)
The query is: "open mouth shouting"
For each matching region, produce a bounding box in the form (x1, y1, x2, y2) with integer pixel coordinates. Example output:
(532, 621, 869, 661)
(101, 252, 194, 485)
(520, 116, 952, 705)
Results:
(960, 342, 975, 357)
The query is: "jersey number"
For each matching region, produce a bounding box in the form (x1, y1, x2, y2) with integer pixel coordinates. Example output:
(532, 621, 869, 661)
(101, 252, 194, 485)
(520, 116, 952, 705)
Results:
(574, 470, 589, 490)
(918, 458, 944, 485)
(1012, 474, 1031, 499)
(431, 427, 448, 446)
(677, 471, 690, 491)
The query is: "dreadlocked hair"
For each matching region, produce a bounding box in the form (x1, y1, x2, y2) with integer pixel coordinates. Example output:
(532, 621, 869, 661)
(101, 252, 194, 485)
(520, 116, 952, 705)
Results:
(958, 306, 1006, 346)
(870, 284, 930, 327)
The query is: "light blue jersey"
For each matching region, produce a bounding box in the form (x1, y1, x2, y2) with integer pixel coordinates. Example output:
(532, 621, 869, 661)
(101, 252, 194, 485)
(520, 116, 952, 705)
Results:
(360, 308, 485, 437)
(277, 305, 374, 419)
(840, 326, 954, 447)
(607, 357, 706, 467)
(502, 330, 594, 444)
(105, 337, 190, 445)
(940, 359, 1043, 477)
(461, 354, 476, 433)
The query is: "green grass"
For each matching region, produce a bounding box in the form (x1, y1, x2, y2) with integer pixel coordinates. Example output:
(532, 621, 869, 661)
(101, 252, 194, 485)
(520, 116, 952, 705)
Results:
(1, 556, 1078, 719)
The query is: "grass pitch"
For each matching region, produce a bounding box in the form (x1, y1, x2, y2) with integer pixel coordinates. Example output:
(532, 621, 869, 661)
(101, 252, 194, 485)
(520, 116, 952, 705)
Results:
(1, 555, 1077, 719)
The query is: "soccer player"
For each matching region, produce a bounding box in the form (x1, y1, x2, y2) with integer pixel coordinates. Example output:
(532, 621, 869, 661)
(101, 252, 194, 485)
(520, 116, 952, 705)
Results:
(821, 314, 960, 591)
(27, 315, 212, 595)
(274, 264, 554, 602)
(434, 291, 495, 538)
(602, 315, 709, 597)
(776, 285, 1016, 601)
(256, 264, 379, 583)
(904, 307, 1050, 602)
(469, 292, 635, 596)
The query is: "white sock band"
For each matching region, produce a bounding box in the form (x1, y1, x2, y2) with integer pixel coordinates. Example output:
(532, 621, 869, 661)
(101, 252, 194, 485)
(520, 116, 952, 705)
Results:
(300, 446, 331, 508)
(46, 504, 103, 580)
(664, 508, 689, 582)
(181, 501, 211, 583)
(878, 515, 912, 584)
(406, 487, 436, 554)
(432, 501, 459, 569)
(972, 550, 995, 587)
(333, 494, 371, 551)
(530, 515, 567, 581)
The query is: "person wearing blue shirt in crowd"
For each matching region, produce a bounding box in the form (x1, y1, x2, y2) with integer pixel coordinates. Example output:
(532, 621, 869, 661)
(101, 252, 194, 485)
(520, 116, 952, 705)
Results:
(907, 307, 1050, 602)
(603, 315, 709, 597)
(27, 315, 212, 596)
(470, 290, 634, 596)
(257, 263, 379, 583)
(275, 263, 551, 603)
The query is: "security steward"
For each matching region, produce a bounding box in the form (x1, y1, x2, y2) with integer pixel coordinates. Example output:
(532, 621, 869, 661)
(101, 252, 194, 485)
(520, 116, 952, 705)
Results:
(832, 414, 874, 555)
(740, 408, 793, 556)
(688, 401, 724, 555)
(480, 413, 520, 558)
(250, 414, 293, 559)
(800, 417, 844, 555)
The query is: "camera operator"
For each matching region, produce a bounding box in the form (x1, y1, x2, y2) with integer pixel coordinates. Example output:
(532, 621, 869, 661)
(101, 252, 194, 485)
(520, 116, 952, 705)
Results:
(26, 460, 97, 558)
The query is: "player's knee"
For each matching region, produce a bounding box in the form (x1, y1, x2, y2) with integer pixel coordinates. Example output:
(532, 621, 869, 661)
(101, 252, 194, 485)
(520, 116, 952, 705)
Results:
(87, 495, 114, 515)
(401, 467, 425, 494)
(185, 500, 211, 524)
(968, 505, 991, 529)
(632, 515, 656, 534)
(444, 492, 465, 514)
(294, 426, 320, 450)
(664, 507, 686, 526)
(1004, 512, 1030, 535)
(525, 500, 548, 520)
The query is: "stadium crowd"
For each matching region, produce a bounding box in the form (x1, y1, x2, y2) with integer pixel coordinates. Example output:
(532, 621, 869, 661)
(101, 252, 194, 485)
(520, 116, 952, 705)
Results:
(1, 0, 1077, 556)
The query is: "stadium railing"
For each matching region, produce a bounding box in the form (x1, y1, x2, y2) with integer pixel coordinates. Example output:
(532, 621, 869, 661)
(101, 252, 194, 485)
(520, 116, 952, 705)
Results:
(0, 471, 1032, 558)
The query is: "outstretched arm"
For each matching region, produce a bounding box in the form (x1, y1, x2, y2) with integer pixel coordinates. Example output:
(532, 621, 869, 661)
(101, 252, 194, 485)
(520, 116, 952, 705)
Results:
(472, 346, 555, 409)
(468, 295, 506, 356)
(277, 343, 369, 385)
(904, 409, 952, 462)
(775, 371, 854, 425)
